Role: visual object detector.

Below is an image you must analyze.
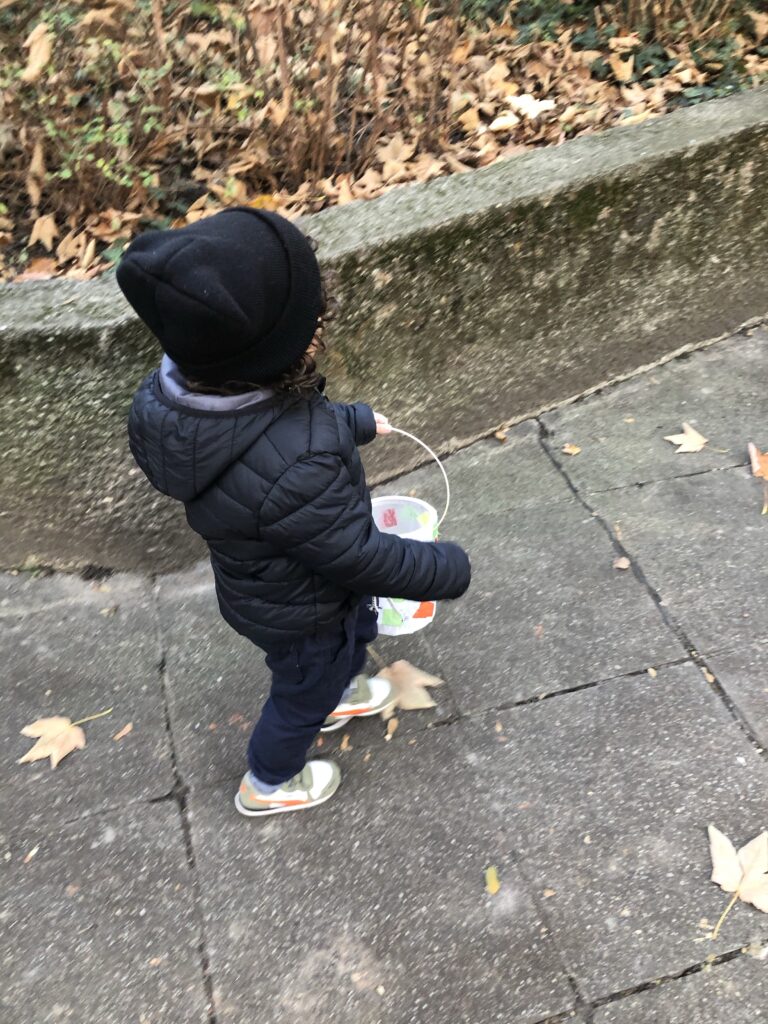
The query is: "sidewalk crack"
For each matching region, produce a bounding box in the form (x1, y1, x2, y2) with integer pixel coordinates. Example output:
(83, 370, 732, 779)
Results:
(514, 855, 593, 1021)
(578, 460, 746, 498)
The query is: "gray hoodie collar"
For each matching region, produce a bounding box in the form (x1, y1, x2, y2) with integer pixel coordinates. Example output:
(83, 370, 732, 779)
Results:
(159, 355, 274, 412)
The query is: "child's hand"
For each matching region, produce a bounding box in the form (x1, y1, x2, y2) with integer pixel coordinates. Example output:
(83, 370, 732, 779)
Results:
(374, 412, 392, 436)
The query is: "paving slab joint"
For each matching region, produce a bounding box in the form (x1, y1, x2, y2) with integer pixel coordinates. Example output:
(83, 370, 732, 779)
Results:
(535, 418, 768, 765)
(150, 593, 219, 1024)
(530, 1010, 586, 1024)
(588, 943, 762, 1012)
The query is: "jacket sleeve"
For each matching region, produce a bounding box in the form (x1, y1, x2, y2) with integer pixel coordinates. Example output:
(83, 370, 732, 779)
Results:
(328, 402, 378, 446)
(259, 452, 471, 600)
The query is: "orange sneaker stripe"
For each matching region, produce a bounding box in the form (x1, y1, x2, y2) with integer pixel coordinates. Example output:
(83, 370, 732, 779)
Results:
(330, 707, 373, 718)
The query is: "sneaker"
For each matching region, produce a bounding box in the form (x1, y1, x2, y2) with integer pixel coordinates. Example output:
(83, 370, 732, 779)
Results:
(321, 674, 396, 733)
(234, 760, 341, 817)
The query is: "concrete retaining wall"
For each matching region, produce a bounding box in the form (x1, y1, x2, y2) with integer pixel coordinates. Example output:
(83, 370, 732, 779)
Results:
(2, 88, 768, 571)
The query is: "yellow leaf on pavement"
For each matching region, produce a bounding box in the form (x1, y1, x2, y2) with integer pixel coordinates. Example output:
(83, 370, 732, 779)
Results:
(664, 423, 708, 453)
(485, 866, 501, 895)
(562, 443, 581, 456)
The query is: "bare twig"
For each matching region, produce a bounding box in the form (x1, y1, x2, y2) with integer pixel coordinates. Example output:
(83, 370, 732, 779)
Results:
(151, 0, 168, 58)
(275, 2, 292, 112)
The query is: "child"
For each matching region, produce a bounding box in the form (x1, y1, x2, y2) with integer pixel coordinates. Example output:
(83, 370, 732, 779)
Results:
(117, 208, 471, 816)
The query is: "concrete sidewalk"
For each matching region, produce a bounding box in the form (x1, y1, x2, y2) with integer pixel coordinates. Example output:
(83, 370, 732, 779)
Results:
(2, 326, 768, 1023)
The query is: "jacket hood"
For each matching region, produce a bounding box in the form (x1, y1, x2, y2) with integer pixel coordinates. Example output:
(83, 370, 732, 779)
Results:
(128, 370, 293, 502)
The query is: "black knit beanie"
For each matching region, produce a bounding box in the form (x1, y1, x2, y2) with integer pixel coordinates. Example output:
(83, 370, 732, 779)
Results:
(116, 207, 323, 385)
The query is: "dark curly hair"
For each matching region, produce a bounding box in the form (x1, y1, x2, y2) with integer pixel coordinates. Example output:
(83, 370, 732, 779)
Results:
(185, 236, 336, 398)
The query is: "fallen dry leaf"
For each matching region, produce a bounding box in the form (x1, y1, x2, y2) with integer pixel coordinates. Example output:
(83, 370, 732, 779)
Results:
(664, 423, 708, 453)
(18, 717, 86, 769)
(508, 94, 555, 118)
(562, 443, 581, 456)
(23, 845, 40, 864)
(488, 111, 520, 133)
(17, 707, 112, 769)
(608, 52, 634, 82)
(21, 23, 54, 84)
(748, 442, 768, 514)
(485, 865, 501, 895)
(748, 442, 768, 478)
(647, 667, 658, 678)
(749, 9, 768, 43)
(378, 660, 444, 714)
(613, 556, 631, 570)
(13, 257, 57, 281)
(28, 214, 58, 252)
(339, 733, 351, 752)
(708, 825, 768, 936)
(385, 717, 399, 741)
(112, 722, 133, 741)
(494, 429, 508, 443)
(543, 888, 556, 898)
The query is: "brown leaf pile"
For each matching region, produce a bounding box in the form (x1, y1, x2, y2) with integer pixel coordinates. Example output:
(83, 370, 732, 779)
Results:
(2, 2, 767, 282)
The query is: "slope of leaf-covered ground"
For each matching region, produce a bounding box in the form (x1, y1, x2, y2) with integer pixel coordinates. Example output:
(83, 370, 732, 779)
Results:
(1, 0, 767, 282)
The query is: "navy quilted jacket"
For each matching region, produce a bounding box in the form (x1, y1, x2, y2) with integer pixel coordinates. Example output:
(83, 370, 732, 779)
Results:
(128, 371, 471, 648)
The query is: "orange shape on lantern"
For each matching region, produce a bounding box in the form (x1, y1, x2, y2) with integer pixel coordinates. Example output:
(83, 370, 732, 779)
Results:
(413, 601, 436, 620)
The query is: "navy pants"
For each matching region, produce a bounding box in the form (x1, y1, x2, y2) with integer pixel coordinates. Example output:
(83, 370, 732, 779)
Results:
(247, 598, 379, 785)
